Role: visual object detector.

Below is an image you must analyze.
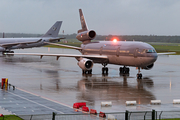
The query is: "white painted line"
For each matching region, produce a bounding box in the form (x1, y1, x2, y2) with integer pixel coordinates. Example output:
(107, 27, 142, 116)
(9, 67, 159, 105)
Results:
(17, 87, 72, 109)
(7, 91, 64, 114)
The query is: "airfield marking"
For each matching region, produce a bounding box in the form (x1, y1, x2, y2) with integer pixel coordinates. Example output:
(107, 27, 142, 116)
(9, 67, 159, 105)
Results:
(7, 90, 65, 114)
(17, 87, 73, 109)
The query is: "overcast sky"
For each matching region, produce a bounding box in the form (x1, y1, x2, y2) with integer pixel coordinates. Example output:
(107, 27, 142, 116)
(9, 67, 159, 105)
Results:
(0, 0, 180, 35)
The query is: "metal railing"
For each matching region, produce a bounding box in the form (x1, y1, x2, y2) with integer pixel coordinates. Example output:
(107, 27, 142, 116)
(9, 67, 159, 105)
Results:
(18, 110, 180, 120)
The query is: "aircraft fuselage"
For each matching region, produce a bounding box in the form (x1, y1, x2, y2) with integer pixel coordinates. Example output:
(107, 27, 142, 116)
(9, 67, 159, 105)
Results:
(81, 41, 158, 68)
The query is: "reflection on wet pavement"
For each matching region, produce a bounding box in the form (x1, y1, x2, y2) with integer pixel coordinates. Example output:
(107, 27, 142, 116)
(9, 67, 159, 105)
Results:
(0, 47, 180, 113)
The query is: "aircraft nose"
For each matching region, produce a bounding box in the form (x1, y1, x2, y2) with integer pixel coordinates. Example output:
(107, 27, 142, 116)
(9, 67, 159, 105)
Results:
(150, 53, 158, 63)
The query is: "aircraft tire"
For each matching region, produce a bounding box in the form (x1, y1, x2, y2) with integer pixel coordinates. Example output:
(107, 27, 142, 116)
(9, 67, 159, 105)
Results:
(137, 73, 142, 79)
(88, 69, 92, 74)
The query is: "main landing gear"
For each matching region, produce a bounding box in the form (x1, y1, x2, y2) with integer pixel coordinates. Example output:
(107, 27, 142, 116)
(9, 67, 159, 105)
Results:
(102, 63, 108, 75)
(2, 51, 14, 55)
(82, 69, 92, 75)
(137, 67, 142, 79)
(119, 66, 130, 75)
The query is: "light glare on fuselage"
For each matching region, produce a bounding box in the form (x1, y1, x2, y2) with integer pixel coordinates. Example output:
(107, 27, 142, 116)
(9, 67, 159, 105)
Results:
(113, 39, 117, 43)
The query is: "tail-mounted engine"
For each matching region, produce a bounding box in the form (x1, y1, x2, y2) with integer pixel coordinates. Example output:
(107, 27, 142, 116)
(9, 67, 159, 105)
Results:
(76, 30, 96, 43)
(142, 63, 154, 70)
(77, 58, 93, 70)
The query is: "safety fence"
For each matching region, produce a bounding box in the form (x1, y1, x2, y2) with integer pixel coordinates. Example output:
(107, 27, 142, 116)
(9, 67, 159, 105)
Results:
(18, 110, 180, 120)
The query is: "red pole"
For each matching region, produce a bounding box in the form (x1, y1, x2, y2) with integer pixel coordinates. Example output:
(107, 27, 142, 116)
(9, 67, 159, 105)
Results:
(1, 78, 6, 89)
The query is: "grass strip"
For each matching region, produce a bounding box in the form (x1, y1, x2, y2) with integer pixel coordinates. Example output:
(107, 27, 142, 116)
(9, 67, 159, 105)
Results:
(0, 115, 23, 120)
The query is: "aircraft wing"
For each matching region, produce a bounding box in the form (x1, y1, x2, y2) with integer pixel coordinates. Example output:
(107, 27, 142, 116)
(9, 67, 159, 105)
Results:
(1, 39, 42, 48)
(44, 42, 82, 50)
(157, 52, 176, 55)
(5, 52, 108, 60)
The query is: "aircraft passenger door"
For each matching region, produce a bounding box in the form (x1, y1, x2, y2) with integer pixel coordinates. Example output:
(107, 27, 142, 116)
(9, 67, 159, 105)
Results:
(100, 47, 103, 55)
(134, 48, 139, 58)
(116, 47, 120, 57)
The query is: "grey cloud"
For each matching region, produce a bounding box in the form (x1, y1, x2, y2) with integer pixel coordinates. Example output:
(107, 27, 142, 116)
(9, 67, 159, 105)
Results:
(0, 0, 180, 35)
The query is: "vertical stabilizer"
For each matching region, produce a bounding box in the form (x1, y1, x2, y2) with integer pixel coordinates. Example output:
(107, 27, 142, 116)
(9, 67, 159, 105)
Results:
(42, 21, 62, 37)
(76, 9, 96, 43)
(78, 9, 88, 33)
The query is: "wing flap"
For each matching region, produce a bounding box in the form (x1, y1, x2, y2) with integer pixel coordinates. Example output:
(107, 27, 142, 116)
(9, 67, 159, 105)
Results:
(5, 52, 108, 59)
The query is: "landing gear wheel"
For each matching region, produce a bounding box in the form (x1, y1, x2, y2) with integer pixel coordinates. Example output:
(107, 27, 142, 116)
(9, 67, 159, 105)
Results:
(137, 67, 142, 79)
(9, 51, 14, 53)
(2, 51, 14, 55)
(137, 73, 142, 79)
(88, 69, 92, 74)
(82, 69, 92, 75)
(119, 66, 130, 75)
(102, 67, 108, 75)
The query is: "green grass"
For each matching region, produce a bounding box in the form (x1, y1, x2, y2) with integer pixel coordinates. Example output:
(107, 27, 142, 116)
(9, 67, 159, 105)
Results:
(0, 115, 23, 120)
(161, 118, 180, 120)
(151, 44, 180, 55)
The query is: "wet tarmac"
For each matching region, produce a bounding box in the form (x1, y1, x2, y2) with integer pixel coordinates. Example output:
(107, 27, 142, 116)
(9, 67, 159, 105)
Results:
(0, 47, 180, 115)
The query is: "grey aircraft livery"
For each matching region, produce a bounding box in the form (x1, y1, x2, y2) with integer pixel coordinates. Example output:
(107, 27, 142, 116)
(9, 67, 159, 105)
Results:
(6, 9, 175, 79)
(0, 21, 63, 53)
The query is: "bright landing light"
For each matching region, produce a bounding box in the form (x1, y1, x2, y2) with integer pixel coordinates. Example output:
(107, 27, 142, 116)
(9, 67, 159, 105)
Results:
(113, 39, 117, 43)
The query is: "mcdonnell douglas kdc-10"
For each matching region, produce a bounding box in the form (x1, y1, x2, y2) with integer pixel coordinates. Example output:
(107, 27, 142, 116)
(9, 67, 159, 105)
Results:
(0, 21, 63, 53)
(6, 9, 175, 79)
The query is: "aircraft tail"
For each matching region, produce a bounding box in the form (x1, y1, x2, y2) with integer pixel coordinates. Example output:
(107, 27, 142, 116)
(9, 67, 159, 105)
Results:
(76, 9, 96, 43)
(78, 9, 88, 33)
(42, 21, 62, 37)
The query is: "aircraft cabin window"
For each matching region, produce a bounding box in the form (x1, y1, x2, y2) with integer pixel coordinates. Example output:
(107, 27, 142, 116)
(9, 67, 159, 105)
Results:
(146, 49, 156, 53)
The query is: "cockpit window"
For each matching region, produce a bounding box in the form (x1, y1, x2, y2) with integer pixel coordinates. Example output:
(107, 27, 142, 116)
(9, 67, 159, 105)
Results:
(146, 49, 156, 53)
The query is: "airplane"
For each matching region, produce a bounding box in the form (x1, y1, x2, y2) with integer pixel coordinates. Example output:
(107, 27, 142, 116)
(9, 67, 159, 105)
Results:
(0, 21, 63, 54)
(5, 9, 175, 79)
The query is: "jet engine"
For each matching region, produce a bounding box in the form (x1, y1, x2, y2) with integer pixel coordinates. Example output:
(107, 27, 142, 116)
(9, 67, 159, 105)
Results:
(77, 58, 93, 70)
(0, 47, 5, 52)
(76, 30, 96, 42)
(142, 63, 154, 70)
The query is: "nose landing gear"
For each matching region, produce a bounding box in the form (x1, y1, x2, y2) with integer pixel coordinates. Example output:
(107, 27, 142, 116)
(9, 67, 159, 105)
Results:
(102, 63, 108, 75)
(137, 67, 142, 79)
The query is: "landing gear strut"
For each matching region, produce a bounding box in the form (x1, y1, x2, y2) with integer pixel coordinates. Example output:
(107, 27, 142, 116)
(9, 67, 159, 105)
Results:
(119, 66, 130, 75)
(102, 63, 108, 75)
(137, 67, 142, 79)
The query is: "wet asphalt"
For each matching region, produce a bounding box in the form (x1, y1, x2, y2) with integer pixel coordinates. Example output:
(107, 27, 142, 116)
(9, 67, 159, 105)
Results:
(0, 47, 180, 115)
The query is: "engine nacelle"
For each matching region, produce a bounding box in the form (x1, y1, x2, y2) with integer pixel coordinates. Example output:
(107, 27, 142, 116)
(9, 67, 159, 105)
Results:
(142, 63, 154, 70)
(77, 58, 93, 70)
(76, 30, 96, 42)
(0, 47, 6, 52)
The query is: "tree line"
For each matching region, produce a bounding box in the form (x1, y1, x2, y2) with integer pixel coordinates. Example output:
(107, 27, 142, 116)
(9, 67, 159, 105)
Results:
(1, 33, 180, 43)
